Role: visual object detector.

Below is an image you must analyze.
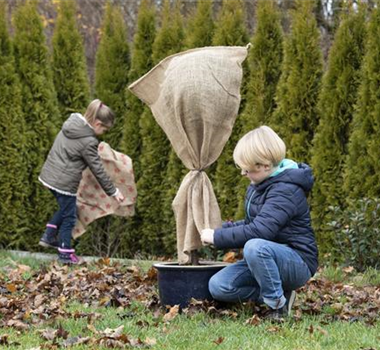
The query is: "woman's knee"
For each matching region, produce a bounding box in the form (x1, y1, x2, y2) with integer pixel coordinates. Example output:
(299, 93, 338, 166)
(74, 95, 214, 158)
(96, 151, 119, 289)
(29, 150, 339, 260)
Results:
(208, 273, 234, 300)
(209, 273, 222, 299)
(243, 238, 268, 258)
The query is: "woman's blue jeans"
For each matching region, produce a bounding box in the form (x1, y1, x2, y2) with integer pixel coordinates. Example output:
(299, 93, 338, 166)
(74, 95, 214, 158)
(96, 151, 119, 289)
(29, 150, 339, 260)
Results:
(47, 189, 77, 249)
(209, 239, 311, 309)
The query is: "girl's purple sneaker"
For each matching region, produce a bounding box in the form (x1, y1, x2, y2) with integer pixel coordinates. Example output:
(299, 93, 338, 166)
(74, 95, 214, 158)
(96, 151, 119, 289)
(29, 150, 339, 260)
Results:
(39, 232, 59, 249)
(58, 248, 83, 265)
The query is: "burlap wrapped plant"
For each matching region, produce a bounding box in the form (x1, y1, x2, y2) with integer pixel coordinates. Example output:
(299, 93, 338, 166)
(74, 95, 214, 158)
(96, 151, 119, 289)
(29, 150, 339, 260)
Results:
(129, 46, 248, 264)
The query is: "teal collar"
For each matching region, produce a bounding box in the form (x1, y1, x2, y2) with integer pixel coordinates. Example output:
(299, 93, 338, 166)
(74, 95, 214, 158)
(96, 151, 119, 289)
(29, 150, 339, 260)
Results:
(270, 159, 298, 177)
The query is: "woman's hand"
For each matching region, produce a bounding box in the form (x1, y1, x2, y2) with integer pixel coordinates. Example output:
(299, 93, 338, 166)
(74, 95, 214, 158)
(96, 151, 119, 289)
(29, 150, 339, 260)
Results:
(200, 228, 215, 245)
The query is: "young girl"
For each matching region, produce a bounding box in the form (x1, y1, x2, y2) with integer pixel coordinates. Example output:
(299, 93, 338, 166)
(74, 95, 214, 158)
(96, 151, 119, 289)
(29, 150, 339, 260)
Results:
(201, 126, 318, 320)
(38, 99, 124, 264)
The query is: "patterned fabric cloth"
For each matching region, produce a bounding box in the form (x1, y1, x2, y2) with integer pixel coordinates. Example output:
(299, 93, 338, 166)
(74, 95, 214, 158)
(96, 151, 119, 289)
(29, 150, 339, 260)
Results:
(72, 142, 136, 239)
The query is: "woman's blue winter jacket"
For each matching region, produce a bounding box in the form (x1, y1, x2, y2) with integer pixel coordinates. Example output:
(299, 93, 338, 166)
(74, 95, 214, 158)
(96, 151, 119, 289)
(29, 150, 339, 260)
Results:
(213, 163, 319, 275)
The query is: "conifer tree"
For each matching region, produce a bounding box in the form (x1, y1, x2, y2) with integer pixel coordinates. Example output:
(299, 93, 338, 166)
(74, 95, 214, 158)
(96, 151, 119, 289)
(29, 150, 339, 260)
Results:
(117, 0, 156, 257)
(121, 0, 155, 181)
(0, 3, 27, 248)
(272, 0, 323, 163)
(137, 0, 185, 255)
(79, 3, 131, 258)
(344, 5, 380, 198)
(13, 0, 60, 249)
(311, 6, 366, 247)
(95, 2, 130, 148)
(52, 0, 90, 121)
(186, 0, 214, 49)
(212, 0, 249, 220)
(235, 0, 284, 218)
(243, 0, 283, 130)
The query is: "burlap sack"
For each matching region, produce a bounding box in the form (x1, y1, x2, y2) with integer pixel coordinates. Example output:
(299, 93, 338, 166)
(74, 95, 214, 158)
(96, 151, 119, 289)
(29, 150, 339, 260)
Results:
(129, 46, 248, 263)
(73, 142, 137, 239)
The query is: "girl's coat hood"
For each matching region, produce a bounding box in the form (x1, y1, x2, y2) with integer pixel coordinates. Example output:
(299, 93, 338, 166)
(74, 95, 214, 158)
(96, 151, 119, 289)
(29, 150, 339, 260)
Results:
(62, 113, 95, 139)
(255, 162, 314, 193)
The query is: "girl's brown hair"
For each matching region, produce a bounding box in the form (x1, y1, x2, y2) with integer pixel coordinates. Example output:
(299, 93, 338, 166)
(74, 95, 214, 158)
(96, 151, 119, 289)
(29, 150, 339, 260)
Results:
(84, 99, 115, 127)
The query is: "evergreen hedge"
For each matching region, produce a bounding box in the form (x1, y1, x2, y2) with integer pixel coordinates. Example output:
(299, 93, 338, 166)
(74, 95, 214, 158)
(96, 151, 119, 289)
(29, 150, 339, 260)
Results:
(118, 0, 157, 257)
(344, 5, 380, 199)
(4, 1, 380, 262)
(212, 0, 249, 221)
(272, 0, 323, 164)
(235, 0, 284, 219)
(136, 0, 185, 256)
(52, 0, 90, 121)
(311, 5, 366, 251)
(185, 0, 215, 49)
(77, 2, 131, 257)
(0, 3, 28, 249)
(13, 0, 60, 249)
(95, 2, 130, 149)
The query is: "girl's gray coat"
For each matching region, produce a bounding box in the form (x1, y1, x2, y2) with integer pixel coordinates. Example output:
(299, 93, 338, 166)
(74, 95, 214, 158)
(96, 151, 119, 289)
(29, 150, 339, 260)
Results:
(39, 113, 116, 196)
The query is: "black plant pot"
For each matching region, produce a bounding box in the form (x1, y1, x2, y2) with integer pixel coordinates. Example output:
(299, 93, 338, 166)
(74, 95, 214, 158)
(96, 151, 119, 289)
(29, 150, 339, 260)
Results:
(153, 261, 228, 308)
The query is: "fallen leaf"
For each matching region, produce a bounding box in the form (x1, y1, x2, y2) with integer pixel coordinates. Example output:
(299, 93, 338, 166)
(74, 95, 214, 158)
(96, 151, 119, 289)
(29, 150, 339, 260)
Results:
(163, 305, 180, 322)
(62, 336, 91, 347)
(6, 284, 17, 293)
(0, 334, 9, 345)
(7, 320, 29, 331)
(101, 325, 124, 338)
(342, 266, 355, 274)
(266, 326, 280, 333)
(144, 337, 157, 346)
(213, 337, 224, 345)
(223, 251, 237, 263)
(245, 314, 261, 326)
(39, 328, 58, 341)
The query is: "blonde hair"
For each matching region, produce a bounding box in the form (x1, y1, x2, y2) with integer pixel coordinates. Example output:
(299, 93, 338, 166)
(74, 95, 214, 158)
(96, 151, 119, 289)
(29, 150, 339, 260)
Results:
(84, 99, 115, 127)
(233, 126, 286, 170)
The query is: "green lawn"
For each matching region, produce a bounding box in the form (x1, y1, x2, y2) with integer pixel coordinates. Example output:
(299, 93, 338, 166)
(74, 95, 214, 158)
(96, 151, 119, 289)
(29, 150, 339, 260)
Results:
(0, 250, 379, 350)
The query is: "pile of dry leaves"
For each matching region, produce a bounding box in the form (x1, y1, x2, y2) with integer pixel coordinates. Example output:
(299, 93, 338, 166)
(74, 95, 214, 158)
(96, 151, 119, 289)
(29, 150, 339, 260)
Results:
(0, 257, 379, 348)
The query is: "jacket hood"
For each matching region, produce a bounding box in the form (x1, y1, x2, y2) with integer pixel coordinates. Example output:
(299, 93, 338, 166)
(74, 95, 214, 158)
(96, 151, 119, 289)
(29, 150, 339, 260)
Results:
(62, 113, 95, 139)
(255, 163, 314, 193)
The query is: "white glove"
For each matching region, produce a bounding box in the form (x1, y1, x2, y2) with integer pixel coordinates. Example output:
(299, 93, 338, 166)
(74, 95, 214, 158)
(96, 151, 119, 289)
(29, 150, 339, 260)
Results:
(200, 228, 215, 245)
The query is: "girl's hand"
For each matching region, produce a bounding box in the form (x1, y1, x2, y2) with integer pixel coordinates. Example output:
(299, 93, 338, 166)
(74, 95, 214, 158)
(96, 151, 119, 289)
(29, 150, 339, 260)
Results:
(200, 228, 214, 245)
(114, 191, 125, 203)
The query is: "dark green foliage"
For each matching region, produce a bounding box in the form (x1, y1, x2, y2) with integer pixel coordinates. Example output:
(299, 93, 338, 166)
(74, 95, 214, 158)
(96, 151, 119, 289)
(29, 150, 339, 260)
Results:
(52, 0, 90, 121)
(344, 5, 380, 199)
(243, 0, 283, 130)
(13, 0, 60, 249)
(0, 3, 28, 248)
(79, 3, 131, 258)
(122, 0, 156, 181)
(117, 0, 157, 258)
(186, 0, 214, 49)
(272, 0, 323, 163)
(311, 6, 366, 250)
(212, 0, 249, 221)
(235, 0, 284, 218)
(137, 0, 185, 255)
(152, 0, 184, 63)
(95, 2, 130, 149)
(328, 198, 380, 271)
(212, 0, 249, 47)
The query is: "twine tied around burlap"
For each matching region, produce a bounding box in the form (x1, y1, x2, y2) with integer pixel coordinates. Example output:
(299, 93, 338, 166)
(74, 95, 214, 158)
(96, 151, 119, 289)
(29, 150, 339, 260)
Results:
(129, 46, 249, 264)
